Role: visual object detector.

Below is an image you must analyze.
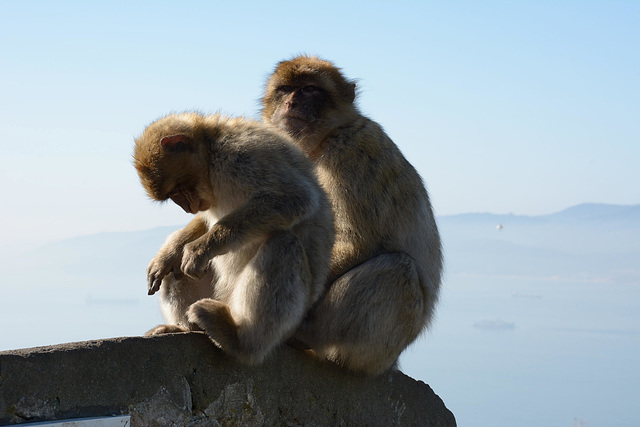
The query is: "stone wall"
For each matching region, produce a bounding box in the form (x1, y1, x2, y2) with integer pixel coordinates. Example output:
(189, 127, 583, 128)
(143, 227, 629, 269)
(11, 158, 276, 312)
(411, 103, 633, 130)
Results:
(0, 333, 455, 426)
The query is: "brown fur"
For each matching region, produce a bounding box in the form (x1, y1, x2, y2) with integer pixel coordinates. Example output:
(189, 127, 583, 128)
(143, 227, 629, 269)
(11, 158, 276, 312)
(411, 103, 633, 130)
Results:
(262, 55, 443, 375)
(134, 112, 334, 364)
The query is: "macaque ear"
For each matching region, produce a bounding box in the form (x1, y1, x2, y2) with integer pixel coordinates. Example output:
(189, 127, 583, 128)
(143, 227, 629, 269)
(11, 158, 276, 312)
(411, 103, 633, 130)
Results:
(160, 134, 193, 153)
(347, 83, 356, 103)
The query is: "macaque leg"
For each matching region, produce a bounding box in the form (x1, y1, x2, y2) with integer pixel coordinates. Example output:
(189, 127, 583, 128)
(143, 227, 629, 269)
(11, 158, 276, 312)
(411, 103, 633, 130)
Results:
(188, 231, 311, 364)
(294, 252, 426, 375)
(145, 269, 216, 335)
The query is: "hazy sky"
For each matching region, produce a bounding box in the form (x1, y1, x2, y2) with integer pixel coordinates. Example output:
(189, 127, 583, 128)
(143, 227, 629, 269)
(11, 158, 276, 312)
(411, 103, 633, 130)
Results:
(1, 1, 638, 252)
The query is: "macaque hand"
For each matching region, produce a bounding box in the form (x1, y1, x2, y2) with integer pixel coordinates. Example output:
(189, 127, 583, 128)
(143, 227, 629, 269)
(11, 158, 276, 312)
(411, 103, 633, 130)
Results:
(181, 239, 216, 280)
(147, 248, 184, 296)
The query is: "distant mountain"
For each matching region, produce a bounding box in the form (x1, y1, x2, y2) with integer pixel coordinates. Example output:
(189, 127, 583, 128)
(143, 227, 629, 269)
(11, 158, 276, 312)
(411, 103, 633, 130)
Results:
(440, 203, 640, 225)
(21, 226, 179, 281)
(544, 203, 640, 222)
(437, 203, 639, 282)
(6, 203, 639, 288)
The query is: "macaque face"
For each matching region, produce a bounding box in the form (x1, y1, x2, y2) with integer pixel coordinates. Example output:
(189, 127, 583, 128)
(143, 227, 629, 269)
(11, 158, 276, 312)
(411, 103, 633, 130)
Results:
(262, 57, 357, 143)
(134, 127, 212, 215)
(268, 80, 328, 135)
(168, 186, 211, 214)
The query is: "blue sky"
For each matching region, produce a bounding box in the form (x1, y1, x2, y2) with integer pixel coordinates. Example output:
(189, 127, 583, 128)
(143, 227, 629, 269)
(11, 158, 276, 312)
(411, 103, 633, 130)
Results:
(1, 1, 638, 252)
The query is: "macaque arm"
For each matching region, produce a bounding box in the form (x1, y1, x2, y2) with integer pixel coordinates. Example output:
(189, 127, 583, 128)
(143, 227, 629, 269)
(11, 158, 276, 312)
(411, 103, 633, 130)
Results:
(212, 187, 318, 251)
(147, 214, 208, 295)
(181, 187, 317, 278)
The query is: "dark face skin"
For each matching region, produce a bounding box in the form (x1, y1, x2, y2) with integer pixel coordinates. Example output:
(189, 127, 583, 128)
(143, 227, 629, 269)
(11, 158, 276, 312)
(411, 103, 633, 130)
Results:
(269, 83, 327, 136)
(168, 187, 211, 214)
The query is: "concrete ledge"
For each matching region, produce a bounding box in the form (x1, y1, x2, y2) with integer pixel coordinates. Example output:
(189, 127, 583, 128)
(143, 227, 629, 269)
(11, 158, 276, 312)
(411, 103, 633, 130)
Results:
(0, 333, 455, 426)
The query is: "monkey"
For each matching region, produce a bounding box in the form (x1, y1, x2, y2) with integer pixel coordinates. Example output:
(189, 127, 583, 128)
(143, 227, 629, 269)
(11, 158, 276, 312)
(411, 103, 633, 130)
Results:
(261, 55, 443, 375)
(133, 112, 334, 365)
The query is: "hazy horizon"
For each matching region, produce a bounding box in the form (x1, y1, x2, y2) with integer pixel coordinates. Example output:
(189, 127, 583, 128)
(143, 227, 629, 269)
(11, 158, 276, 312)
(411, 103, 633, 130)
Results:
(0, 201, 634, 261)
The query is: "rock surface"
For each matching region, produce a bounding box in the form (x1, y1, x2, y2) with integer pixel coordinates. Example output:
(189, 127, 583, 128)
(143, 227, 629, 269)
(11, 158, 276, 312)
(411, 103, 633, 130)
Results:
(0, 333, 455, 426)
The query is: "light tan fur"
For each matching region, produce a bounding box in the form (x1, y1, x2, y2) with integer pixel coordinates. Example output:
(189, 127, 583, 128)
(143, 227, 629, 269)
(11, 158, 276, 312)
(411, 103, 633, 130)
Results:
(133, 112, 334, 364)
(262, 56, 443, 375)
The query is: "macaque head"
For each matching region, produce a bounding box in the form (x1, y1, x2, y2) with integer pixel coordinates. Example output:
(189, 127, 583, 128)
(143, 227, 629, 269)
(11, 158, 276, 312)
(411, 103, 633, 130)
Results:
(133, 113, 212, 214)
(262, 55, 358, 142)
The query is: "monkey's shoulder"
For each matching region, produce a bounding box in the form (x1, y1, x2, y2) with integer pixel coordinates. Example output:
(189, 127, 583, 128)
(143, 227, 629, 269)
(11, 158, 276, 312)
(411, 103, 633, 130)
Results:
(328, 117, 400, 155)
(208, 122, 310, 173)
(323, 117, 418, 181)
(211, 118, 287, 149)
(203, 121, 321, 203)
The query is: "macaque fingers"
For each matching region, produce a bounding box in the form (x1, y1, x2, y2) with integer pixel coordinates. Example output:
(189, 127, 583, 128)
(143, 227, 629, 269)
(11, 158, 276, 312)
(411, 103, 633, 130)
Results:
(146, 251, 182, 295)
(146, 262, 169, 295)
(180, 239, 214, 279)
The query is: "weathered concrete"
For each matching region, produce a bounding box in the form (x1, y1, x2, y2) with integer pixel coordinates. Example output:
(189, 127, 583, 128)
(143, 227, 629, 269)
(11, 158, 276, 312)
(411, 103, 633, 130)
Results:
(0, 333, 455, 426)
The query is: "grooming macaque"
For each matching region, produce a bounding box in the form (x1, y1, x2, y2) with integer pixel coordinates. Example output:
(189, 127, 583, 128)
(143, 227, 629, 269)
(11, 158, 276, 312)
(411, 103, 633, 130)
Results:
(133, 112, 334, 364)
(262, 55, 443, 375)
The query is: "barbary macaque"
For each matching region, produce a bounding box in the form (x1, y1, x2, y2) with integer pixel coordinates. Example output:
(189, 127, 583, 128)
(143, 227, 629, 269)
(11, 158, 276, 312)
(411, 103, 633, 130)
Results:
(133, 112, 334, 364)
(261, 55, 443, 375)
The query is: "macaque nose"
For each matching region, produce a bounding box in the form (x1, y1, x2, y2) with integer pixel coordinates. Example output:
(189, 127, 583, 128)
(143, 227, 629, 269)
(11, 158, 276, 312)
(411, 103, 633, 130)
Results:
(286, 98, 297, 108)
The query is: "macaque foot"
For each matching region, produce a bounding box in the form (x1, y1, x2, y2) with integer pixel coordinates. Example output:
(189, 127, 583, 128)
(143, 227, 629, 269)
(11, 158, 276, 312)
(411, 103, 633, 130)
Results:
(144, 324, 190, 336)
(187, 299, 240, 355)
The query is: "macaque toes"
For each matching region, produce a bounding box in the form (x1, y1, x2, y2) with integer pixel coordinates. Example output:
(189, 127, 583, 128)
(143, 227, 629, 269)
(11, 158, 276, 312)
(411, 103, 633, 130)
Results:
(262, 56, 444, 375)
(133, 112, 334, 364)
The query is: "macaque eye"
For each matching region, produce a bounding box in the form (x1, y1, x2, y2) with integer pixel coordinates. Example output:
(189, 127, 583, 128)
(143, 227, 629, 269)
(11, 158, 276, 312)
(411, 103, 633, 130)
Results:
(302, 85, 320, 93)
(277, 85, 294, 93)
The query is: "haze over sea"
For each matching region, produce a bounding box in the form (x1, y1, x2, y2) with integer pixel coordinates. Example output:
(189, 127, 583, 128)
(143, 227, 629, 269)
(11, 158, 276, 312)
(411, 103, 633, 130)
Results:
(1, 203, 638, 427)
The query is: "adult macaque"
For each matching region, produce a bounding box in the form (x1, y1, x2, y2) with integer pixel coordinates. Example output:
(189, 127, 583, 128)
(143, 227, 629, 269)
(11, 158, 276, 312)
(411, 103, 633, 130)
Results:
(133, 112, 334, 364)
(262, 56, 443, 375)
